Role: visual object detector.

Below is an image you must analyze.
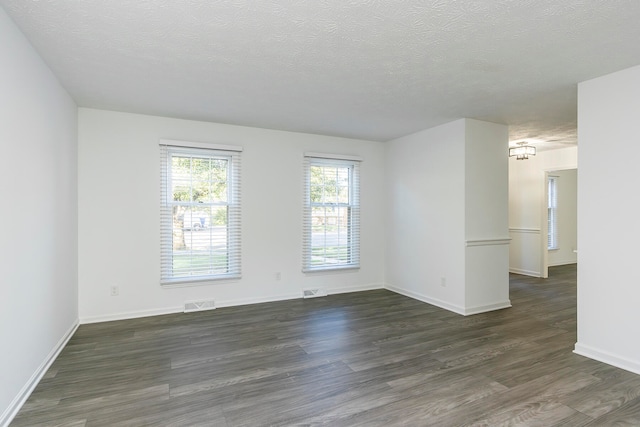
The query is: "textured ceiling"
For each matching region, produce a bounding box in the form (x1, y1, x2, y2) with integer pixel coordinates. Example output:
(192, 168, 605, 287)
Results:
(3, 1, 640, 149)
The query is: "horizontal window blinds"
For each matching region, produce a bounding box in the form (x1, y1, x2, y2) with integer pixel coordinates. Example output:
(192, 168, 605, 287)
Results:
(303, 155, 360, 272)
(160, 144, 241, 284)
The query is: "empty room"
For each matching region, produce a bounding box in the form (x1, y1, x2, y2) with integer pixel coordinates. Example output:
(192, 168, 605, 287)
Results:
(2, 1, 640, 426)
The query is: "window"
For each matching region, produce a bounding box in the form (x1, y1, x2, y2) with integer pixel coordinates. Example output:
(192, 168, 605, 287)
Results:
(548, 175, 558, 250)
(303, 154, 360, 272)
(160, 142, 241, 284)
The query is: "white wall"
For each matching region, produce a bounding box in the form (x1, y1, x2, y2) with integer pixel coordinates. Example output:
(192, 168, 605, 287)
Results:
(575, 64, 640, 374)
(385, 120, 467, 312)
(464, 119, 510, 313)
(508, 146, 577, 277)
(78, 108, 386, 322)
(0, 8, 78, 426)
(384, 118, 509, 315)
(548, 169, 577, 267)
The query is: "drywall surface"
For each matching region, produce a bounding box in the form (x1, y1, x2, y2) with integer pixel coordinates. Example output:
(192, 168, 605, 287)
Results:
(464, 119, 510, 313)
(575, 64, 640, 374)
(78, 108, 386, 322)
(385, 118, 509, 315)
(0, 8, 78, 425)
(384, 120, 467, 313)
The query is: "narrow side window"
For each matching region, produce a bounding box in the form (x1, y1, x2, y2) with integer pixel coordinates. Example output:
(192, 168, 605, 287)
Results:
(548, 175, 558, 250)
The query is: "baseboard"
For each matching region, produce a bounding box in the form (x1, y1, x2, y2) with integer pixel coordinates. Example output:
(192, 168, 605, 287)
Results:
(81, 285, 388, 324)
(215, 293, 301, 308)
(217, 286, 384, 307)
(463, 300, 512, 316)
(509, 267, 542, 277)
(1, 319, 79, 427)
(326, 282, 385, 295)
(385, 284, 466, 315)
(80, 295, 304, 323)
(548, 260, 578, 267)
(574, 342, 640, 375)
(80, 306, 183, 324)
(385, 285, 511, 316)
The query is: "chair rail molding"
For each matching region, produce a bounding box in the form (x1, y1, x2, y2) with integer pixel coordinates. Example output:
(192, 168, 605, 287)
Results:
(509, 227, 541, 234)
(466, 237, 511, 247)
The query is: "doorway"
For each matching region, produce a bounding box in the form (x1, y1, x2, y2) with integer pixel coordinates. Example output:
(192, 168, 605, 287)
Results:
(541, 168, 577, 278)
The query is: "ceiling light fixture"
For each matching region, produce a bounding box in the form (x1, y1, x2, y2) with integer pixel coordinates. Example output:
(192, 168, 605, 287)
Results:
(509, 141, 536, 160)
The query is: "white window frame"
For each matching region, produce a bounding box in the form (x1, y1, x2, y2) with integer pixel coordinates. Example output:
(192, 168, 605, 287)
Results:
(160, 140, 242, 285)
(548, 175, 558, 250)
(303, 153, 361, 272)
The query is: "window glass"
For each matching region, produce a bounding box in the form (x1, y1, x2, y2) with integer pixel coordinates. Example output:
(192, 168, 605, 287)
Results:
(303, 157, 360, 271)
(161, 145, 241, 284)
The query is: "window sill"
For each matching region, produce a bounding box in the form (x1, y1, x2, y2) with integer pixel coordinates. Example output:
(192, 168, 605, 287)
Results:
(161, 275, 241, 288)
(303, 265, 360, 274)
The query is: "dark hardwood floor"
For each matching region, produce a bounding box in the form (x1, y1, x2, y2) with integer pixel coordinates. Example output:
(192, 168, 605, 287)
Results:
(11, 264, 640, 426)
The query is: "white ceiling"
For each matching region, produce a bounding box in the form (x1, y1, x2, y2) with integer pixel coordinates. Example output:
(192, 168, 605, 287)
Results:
(3, 1, 640, 149)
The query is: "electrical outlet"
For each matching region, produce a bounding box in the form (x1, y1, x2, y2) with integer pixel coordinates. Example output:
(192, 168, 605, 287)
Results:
(110, 285, 119, 296)
(275, 272, 281, 281)
(440, 277, 447, 287)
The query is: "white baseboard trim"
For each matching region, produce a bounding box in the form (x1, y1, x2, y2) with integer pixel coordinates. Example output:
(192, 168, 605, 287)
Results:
(327, 282, 384, 295)
(81, 285, 388, 324)
(1, 319, 79, 427)
(80, 306, 184, 324)
(215, 293, 301, 309)
(385, 285, 510, 316)
(80, 294, 304, 323)
(464, 301, 512, 316)
(385, 284, 466, 315)
(509, 267, 542, 277)
(548, 260, 578, 267)
(574, 342, 640, 376)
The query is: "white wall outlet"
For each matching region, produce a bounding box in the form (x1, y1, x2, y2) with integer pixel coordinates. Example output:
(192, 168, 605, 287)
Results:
(440, 277, 447, 287)
(110, 285, 119, 296)
(275, 272, 281, 281)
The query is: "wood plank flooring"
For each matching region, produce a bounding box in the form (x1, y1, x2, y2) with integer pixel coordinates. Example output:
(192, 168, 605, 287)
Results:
(11, 264, 640, 426)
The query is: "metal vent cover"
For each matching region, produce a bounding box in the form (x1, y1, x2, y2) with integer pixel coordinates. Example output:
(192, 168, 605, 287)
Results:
(303, 288, 327, 298)
(184, 299, 216, 313)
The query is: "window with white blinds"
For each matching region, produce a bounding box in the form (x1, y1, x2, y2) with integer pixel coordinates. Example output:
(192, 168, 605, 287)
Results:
(303, 154, 361, 272)
(160, 142, 241, 285)
(548, 175, 558, 250)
